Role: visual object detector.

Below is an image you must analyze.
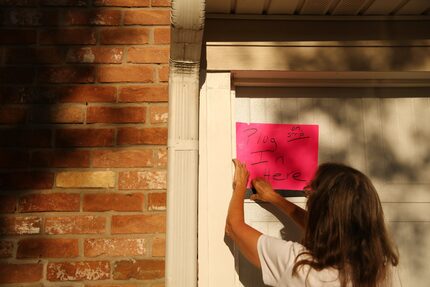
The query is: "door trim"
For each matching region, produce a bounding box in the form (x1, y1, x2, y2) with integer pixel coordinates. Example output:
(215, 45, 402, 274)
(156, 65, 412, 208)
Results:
(198, 72, 240, 286)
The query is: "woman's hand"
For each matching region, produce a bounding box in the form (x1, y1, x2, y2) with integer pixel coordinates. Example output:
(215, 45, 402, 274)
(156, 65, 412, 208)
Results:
(250, 178, 280, 204)
(232, 159, 249, 190)
(251, 178, 308, 230)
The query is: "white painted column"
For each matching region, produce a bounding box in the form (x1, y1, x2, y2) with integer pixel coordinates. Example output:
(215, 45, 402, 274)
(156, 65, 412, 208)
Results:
(198, 72, 238, 286)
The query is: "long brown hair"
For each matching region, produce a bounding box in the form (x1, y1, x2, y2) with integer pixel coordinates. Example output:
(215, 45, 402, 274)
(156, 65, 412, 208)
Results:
(293, 163, 399, 287)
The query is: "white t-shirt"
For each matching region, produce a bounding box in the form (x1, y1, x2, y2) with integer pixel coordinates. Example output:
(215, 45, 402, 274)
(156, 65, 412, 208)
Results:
(257, 234, 402, 287)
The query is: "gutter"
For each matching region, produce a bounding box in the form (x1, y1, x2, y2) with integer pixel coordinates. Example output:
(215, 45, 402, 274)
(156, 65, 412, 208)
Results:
(166, 0, 205, 286)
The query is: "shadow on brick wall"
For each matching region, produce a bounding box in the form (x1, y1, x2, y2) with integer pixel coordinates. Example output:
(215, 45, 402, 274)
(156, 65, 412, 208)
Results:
(0, 2, 118, 218)
(0, 1, 169, 269)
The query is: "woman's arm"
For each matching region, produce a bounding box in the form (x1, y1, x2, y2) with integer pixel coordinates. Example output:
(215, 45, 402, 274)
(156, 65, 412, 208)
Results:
(225, 159, 262, 268)
(251, 178, 307, 230)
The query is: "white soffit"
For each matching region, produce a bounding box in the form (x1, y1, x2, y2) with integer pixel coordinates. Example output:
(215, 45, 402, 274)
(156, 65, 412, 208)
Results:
(205, 0, 430, 16)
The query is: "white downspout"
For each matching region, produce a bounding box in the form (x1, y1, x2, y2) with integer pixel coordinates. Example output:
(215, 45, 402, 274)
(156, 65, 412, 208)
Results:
(166, 0, 205, 286)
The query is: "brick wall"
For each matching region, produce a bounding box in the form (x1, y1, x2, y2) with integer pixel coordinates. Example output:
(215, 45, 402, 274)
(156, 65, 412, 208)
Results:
(0, 1, 170, 286)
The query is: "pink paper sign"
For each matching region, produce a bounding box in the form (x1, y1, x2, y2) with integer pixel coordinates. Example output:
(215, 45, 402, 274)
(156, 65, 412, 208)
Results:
(236, 122, 319, 190)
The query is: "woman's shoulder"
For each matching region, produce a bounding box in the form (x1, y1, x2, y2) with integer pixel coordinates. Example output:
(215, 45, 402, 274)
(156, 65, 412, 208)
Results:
(258, 235, 310, 273)
(259, 234, 305, 255)
(258, 234, 342, 286)
(257, 234, 307, 285)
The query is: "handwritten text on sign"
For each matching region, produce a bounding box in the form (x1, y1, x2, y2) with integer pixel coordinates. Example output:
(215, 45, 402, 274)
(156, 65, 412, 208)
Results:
(236, 122, 319, 190)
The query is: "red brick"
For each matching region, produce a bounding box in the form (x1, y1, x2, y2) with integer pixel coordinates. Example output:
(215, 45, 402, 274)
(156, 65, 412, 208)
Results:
(43, 150, 90, 167)
(0, 216, 41, 235)
(40, 29, 96, 44)
(148, 192, 166, 211)
(118, 127, 167, 145)
(94, 0, 148, 6)
(30, 151, 52, 167)
(112, 214, 165, 234)
(0, 86, 76, 104)
(87, 106, 146, 123)
(128, 47, 169, 63)
(5, 47, 63, 64)
(0, 0, 38, 6)
(0, 172, 54, 190)
(67, 47, 123, 63)
(47, 261, 110, 281)
(38, 66, 95, 83)
(119, 85, 168, 102)
(64, 9, 121, 25)
(0, 86, 105, 105)
(0, 29, 36, 44)
(0, 129, 51, 147)
(0, 87, 36, 104)
(150, 105, 168, 123)
(31, 150, 90, 168)
(0, 88, 44, 104)
(17, 238, 78, 258)
(84, 238, 146, 257)
(118, 171, 166, 190)
(158, 65, 169, 82)
(0, 195, 16, 213)
(92, 149, 153, 167)
(8, 87, 55, 104)
(83, 193, 144, 211)
(156, 148, 167, 167)
(0, 263, 43, 283)
(152, 237, 165, 257)
(98, 65, 154, 83)
(154, 27, 170, 44)
(0, 106, 26, 123)
(19, 193, 80, 212)
(0, 149, 29, 168)
(48, 86, 117, 103)
(0, 67, 35, 83)
(30, 105, 84, 123)
(0, 240, 13, 258)
(151, 0, 170, 7)
(100, 27, 149, 44)
(124, 9, 170, 25)
(56, 128, 115, 147)
(113, 259, 164, 280)
(42, 0, 89, 6)
(45, 215, 106, 235)
(3, 9, 59, 26)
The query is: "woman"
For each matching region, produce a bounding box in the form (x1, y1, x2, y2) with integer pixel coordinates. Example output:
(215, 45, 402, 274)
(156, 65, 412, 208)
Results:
(226, 160, 400, 287)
